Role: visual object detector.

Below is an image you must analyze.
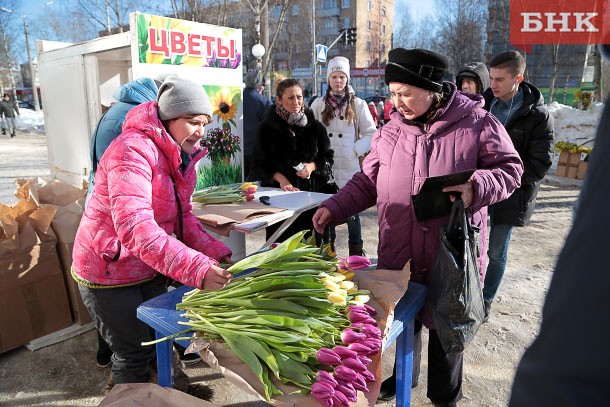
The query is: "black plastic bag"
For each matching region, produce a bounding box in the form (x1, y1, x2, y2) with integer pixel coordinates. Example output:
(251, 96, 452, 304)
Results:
(429, 198, 485, 354)
(313, 161, 340, 194)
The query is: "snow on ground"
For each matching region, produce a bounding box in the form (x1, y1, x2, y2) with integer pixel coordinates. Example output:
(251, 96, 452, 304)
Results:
(15, 107, 46, 133)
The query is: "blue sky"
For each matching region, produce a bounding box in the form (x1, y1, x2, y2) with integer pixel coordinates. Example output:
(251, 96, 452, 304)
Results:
(399, 0, 435, 22)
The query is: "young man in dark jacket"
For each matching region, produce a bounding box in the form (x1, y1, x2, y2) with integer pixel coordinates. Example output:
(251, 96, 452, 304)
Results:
(482, 50, 554, 320)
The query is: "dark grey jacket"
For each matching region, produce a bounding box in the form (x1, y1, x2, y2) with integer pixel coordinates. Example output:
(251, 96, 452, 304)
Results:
(484, 82, 554, 226)
(509, 97, 610, 406)
(0, 99, 19, 118)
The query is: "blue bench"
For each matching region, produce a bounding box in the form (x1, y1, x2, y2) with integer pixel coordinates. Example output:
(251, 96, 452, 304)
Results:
(137, 281, 427, 406)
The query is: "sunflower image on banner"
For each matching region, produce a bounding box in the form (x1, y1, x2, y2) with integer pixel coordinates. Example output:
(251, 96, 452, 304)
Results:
(197, 85, 243, 188)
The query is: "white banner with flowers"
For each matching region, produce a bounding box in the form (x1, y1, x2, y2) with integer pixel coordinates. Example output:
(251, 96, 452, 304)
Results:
(130, 12, 244, 188)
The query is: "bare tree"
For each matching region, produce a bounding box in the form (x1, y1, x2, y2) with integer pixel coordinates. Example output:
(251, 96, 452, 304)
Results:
(0, 0, 20, 95)
(430, 0, 487, 74)
(547, 44, 559, 104)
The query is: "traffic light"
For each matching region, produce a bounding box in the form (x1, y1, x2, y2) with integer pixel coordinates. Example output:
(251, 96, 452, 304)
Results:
(347, 27, 357, 45)
(339, 28, 348, 45)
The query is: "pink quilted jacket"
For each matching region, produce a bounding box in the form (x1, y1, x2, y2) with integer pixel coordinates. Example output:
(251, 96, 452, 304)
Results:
(73, 101, 232, 289)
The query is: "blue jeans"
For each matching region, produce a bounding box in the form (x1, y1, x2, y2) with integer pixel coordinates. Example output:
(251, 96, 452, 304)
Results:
(483, 224, 513, 302)
(327, 213, 363, 245)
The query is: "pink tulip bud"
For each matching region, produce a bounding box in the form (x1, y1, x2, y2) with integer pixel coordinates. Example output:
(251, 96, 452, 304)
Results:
(317, 348, 342, 366)
(246, 187, 257, 194)
(361, 324, 382, 339)
(245, 194, 255, 201)
(364, 303, 378, 316)
(332, 345, 359, 360)
(341, 357, 367, 373)
(337, 259, 349, 271)
(345, 255, 371, 270)
(331, 389, 351, 407)
(358, 354, 372, 365)
(348, 342, 373, 354)
(351, 373, 369, 392)
(348, 313, 377, 325)
(334, 365, 358, 382)
(362, 337, 382, 351)
(346, 305, 368, 314)
(316, 370, 339, 387)
(311, 380, 335, 400)
(336, 380, 358, 402)
(341, 328, 367, 344)
(360, 368, 376, 382)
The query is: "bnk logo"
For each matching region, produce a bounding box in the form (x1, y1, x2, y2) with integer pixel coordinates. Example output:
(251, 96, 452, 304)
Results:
(510, 0, 608, 45)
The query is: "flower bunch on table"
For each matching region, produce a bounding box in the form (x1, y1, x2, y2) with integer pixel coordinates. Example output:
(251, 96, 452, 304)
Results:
(146, 232, 380, 405)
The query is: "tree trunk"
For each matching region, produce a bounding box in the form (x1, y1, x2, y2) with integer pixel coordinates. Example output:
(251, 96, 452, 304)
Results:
(548, 44, 559, 104)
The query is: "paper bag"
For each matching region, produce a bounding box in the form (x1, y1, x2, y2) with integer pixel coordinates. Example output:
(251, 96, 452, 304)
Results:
(14, 178, 91, 325)
(190, 262, 411, 406)
(99, 383, 214, 407)
(0, 199, 72, 353)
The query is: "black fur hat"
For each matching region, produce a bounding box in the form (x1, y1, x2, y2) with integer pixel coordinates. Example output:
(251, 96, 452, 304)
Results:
(385, 48, 448, 92)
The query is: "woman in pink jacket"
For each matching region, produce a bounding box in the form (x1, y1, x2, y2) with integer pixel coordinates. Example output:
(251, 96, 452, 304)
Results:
(73, 77, 232, 386)
(313, 48, 524, 406)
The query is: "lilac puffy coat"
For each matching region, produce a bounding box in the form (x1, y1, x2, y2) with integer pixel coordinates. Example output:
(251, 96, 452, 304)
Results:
(73, 102, 232, 289)
(322, 83, 523, 327)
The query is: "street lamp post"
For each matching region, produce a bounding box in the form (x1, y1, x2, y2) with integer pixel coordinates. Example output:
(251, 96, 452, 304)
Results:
(252, 43, 265, 71)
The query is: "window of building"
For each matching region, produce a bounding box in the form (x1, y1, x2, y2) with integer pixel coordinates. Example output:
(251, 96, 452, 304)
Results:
(325, 19, 334, 29)
(367, 0, 372, 11)
(366, 41, 371, 51)
(292, 4, 299, 15)
(341, 0, 350, 8)
(382, 25, 386, 34)
(367, 20, 371, 31)
(344, 18, 350, 27)
(279, 62, 288, 70)
(293, 62, 299, 69)
(323, 0, 338, 8)
(382, 5, 386, 16)
(367, 60, 371, 67)
(381, 44, 386, 53)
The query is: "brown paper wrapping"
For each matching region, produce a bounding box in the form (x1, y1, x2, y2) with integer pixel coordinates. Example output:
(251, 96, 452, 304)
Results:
(188, 262, 411, 406)
(99, 383, 214, 406)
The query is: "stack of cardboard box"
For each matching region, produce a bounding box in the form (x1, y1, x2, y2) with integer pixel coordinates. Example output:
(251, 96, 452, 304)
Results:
(555, 151, 588, 180)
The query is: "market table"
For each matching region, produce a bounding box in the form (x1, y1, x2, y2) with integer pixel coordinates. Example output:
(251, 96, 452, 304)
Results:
(137, 281, 427, 407)
(194, 188, 331, 260)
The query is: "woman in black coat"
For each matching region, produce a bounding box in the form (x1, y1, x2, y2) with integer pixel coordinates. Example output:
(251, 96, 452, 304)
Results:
(250, 78, 334, 242)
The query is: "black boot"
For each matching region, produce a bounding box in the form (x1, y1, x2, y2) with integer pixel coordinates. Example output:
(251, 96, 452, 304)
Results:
(377, 365, 397, 401)
(2, 129, 5, 135)
(348, 242, 364, 257)
(96, 331, 113, 368)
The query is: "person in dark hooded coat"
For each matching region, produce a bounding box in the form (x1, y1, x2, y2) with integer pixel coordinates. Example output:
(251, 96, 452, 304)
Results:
(456, 62, 490, 95)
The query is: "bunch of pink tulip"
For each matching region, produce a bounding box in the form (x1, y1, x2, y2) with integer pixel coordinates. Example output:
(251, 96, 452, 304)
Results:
(311, 303, 382, 406)
(337, 255, 371, 271)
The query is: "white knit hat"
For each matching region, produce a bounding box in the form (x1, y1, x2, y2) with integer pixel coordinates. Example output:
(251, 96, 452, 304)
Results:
(327, 56, 350, 82)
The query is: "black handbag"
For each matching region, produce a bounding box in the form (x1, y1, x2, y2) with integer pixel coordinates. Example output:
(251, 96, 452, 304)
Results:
(429, 198, 485, 354)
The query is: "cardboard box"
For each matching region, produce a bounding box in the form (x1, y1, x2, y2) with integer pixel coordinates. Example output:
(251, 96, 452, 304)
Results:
(577, 161, 589, 180)
(556, 152, 582, 179)
(0, 230, 72, 353)
(57, 242, 92, 325)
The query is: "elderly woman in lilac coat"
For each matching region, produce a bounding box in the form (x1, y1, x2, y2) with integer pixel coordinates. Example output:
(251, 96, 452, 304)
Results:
(313, 48, 523, 406)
